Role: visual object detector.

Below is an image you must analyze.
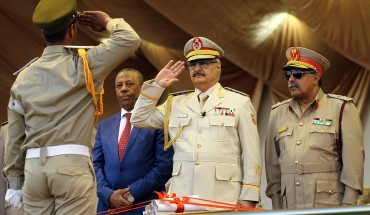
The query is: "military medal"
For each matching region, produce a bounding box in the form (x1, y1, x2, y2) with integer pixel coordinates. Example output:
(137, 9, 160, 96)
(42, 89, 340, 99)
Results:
(213, 107, 235, 116)
(312, 118, 332, 126)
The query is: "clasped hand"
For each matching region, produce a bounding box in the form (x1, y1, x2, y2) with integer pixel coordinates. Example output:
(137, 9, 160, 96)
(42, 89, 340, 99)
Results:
(108, 188, 132, 209)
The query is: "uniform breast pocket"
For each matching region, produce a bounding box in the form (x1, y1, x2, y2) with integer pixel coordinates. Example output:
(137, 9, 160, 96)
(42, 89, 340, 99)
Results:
(169, 117, 191, 140)
(275, 128, 293, 154)
(209, 116, 235, 141)
(309, 126, 336, 151)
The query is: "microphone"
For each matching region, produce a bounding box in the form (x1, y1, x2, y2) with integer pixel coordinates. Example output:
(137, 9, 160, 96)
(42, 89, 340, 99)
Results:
(201, 112, 206, 117)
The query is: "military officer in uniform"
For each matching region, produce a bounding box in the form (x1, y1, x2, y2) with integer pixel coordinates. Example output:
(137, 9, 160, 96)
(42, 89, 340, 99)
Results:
(131, 37, 262, 207)
(265, 47, 364, 209)
(4, 0, 140, 214)
(0, 122, 21, 215)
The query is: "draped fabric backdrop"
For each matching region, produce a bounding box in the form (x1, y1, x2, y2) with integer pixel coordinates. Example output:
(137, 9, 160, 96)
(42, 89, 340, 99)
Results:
(0, 0, 369, 123)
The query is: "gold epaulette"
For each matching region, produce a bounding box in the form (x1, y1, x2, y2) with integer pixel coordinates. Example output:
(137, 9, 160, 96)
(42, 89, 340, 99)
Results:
(271, 99, 291, 110)
(169, 90, 194, 97)
(224, 87, 249, 97)
(327, 94, 353, 102)
(1, 121, 8, 126)
(13, 57, 39, 75)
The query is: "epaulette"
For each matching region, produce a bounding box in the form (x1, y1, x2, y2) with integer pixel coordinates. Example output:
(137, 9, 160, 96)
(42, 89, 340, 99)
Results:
(224, 87, 249, 97)
(1, 121, 8, 126)
(327, 94, 353, 102)
(13, 57, 39, 75)
(169, 90, 194, 97)
(271, 99, 291, 110)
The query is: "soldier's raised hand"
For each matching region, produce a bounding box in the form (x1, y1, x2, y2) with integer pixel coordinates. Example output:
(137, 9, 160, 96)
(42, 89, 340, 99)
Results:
(78, 11, 112, 32)
(155, 60, 185, 88)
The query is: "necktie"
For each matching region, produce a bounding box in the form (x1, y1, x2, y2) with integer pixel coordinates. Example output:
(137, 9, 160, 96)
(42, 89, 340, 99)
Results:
(118, 113, 132, 160)
(198, 93, 208, 110)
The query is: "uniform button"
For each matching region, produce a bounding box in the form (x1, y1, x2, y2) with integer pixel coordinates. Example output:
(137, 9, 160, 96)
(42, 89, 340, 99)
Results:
(299, 122, 303, 126)
(328, 189, 333, 194)
(197, 144, 201, 148)
(320, 130, 324, 133)
(296, 182, 300, 186)
(296, 141, 301, 145)
(198, 130, 202, 134)
(294, 161, 299, 164)
(221, 123, 224, 126)
(195, 161, 199, 165)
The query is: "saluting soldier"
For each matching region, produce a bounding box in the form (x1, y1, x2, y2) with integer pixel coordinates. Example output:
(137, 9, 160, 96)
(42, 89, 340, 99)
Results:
(131, 37, 262, 207)
(265, 47, 364, 209)
(4, 0, 140, 214)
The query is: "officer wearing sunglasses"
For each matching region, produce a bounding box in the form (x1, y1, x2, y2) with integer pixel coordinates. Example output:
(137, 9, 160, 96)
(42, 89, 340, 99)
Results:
(265, 47, 364, 209)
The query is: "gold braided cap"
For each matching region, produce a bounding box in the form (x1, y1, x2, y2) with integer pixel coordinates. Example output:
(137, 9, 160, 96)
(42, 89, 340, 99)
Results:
(184, 37, 224, 61)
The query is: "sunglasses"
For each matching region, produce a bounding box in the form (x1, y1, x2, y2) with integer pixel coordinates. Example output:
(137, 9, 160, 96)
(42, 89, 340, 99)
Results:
(187, 59, 218, 70)
(284, 69, 317, 80)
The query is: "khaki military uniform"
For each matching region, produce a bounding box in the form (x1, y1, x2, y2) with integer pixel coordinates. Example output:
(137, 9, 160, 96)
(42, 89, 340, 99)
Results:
(131, 81, 262, 204)
(265, 89, 364, 209)
(4, 19, 140, 214)
(1, 123, 23, 215)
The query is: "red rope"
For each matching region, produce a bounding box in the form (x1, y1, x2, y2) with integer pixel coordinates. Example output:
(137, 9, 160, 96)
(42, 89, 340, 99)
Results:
(154, 191, 265, 212)
(96, 200, 152, 215)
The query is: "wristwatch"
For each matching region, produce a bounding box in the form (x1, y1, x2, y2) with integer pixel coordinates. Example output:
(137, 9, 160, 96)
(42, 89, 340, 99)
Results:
(127, 193, 135, 203)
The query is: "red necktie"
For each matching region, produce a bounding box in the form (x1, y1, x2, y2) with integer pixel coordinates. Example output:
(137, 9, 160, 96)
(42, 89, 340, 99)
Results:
(118, 113, 132, 160)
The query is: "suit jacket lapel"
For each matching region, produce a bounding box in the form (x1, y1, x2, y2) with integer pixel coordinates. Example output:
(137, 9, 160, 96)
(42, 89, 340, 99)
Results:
(186, 92, 201, 114)
(203, 91, 221, 113)
(203, 83, 223, 113)
(121, 127, 141, 163)
(111, 113, 121, 162)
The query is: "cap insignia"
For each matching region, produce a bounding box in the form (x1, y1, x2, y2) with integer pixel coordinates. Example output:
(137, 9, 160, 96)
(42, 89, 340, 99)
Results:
(289, 48, 300, 61)
(192, 37, 203, 50)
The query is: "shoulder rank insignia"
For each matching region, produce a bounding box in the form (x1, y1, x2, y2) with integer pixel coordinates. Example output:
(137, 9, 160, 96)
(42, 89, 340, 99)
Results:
(169, 90, 194, 97)
(1, 121, 8, 126)
(327, 94, 352, 102)
(13, 57, 39, 75)
(255, 165, 262, 176)
(224, 87, 250, 97)
(278, 126, 288, 133)
(251, 114, 257, 125)
(272, 99, 291, 110)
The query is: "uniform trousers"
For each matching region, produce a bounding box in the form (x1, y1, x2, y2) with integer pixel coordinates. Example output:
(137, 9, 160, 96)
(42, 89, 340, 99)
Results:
(22, 154, 96, 215)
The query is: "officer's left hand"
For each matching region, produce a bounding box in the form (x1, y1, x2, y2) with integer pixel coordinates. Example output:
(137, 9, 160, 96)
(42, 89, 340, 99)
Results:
(5, 189, 23, 210)
(237, 200, 256, 208)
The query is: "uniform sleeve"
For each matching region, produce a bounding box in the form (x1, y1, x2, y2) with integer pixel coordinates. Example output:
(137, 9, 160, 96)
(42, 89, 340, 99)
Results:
(4, 96, 26, 189)
(131, 80, 167, 129)
(340, 101, 364, 205)
(86, 18, 141, 82)
(265, 109, 283, 209)
(238, 97, 262, 202)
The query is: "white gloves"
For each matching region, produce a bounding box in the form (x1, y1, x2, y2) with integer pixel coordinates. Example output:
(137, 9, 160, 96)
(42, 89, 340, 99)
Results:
(5, 189, 23, 209)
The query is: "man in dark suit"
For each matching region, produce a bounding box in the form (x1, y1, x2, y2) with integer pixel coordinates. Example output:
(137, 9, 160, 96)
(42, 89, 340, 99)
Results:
(92, 68, 173, 214)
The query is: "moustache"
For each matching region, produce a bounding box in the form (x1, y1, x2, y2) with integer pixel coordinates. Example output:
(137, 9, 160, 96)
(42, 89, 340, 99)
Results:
(289, 82, 300, 89)
(193, 71, 205, 77)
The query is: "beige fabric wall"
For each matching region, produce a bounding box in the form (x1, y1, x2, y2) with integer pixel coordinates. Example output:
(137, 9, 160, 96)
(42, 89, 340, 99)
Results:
(0, 0, 369, 123)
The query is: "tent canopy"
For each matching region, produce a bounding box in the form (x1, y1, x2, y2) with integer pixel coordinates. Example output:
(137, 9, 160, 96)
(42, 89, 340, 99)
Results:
(1, 0, 369, 122)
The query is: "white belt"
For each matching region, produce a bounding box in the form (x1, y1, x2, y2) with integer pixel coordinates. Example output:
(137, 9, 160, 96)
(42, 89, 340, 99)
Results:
(26, 144, 90, 159)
